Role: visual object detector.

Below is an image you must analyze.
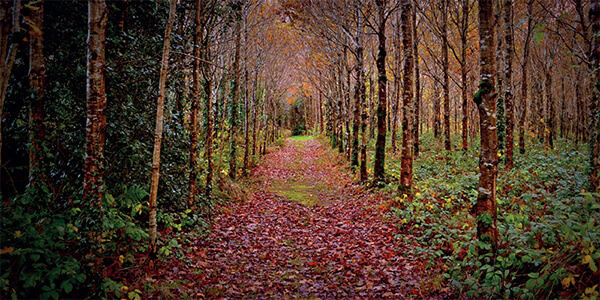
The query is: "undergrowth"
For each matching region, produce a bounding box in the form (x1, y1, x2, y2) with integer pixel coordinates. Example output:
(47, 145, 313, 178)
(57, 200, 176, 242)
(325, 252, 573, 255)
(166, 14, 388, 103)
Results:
(386, 132, 600, 299)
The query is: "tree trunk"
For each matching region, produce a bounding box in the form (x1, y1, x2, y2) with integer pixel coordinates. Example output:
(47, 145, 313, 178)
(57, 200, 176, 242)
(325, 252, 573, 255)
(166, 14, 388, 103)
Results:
(518, 0, 533, 154)
(400, 0, 414, 192)
(474, 0, 499, 253)
(243, 69, 249, 177)
(149, 0, 177, 257)
(28, 0, 45, 186)
(352, 6, 362, 170)
(433, 81, 441, 138)
(83, 0, 107, 282)
(504, 0, 514, 168)
(229, 5, 242, 180)
(546, 70, 554, 149)
(205, 77, 214, 197)
(374, 0, 388, 182)
(496, 1, 506, 153)
(442, 0, 451, 151)
(589, 0, 600, 192)
(461, 0, 469, 151)
(413, 6, 420, 157)
(188, 0, 203, 207)
(0, 0, 20, 186)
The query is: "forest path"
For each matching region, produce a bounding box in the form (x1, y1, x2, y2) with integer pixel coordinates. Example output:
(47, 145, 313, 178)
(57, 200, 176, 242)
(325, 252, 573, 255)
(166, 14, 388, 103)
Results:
(193, 137, 423, 298)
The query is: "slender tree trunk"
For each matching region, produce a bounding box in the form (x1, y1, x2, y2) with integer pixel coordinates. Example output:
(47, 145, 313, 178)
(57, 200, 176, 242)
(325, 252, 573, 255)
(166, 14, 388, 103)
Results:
(83, 0, 107, 284)
(546, 70, 554, 149)
(28, 0, 45, 186)
(374, 0, 388, 182)
(518, 0, 533, 154)
(352, 6, 362, 170)
(243, 21, 250, 177)
(413, 7, 421, 157)
(229, 4, 242, 180)
(149, 0, 177, 256)
(461, 0, 469, 151)
(442, 0, 451, 151)
(474, 0, 499, 252)
(496, 1, 506, 153)
(358, 35, 368, 182)
(205, 78, 214, 197)
(188, 0, 202, 207)
(504, 0, 514, 168)
(434, 81, 441, 138)
(400, 0, 414, 192)
(243, 69, 249, 176)
(84, 0, 107, 218)
(560, 77, 566, 138)
(576, 69, 584, 144)
(0, 0, 20, 185)
(589, 0, 600, 191)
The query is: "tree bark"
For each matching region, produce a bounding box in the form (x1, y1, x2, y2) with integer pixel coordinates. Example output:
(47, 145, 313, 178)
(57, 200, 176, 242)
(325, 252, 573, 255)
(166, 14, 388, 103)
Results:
(589, 0, 600, 192)
(188, 0, 203, 207)
(504, 0, 514, 168)
(400, 0, 414, 192)
(28, 0, 46, 186)
(204, 78, 214, 198)
(413, 6, 421, 157)
(518, 0, 533, 154)
(433, 81, 441, 138)
(229, 3, 242, 180)
(149, 0, 177, 256)
(442, 0, 451, 151)
(243, 23, 250, 177)
(460, 0, 469, 151)
(83, 0, 107, 283)
(352, 5, 362, 171)
(474, 0, 499, 253)
(0, 0, 20, 186)
(546, 70, 554, 149)
(374, 0, 388, 182)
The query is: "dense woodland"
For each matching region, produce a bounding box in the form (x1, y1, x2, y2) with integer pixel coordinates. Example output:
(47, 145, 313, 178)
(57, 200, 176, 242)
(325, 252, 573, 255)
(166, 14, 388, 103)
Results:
(1, 0, 600, 298)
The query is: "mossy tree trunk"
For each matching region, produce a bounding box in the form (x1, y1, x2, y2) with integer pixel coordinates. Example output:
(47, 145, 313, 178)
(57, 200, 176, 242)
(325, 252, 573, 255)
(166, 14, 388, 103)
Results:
(504, 0, 515, 169)
(442, 0, 451, 151)
(189, 0, 203, 208)
(374, 0, 388, 182)
(474, 0, 499, 253)
(400, 0, 414, 192)
(83, 0, 108, 286)
(0, 0, 20, 191)
(149, 0, 177, 257)
(229, 2, 242, 180)
(28, 0, 46, 186)
(590, 0, 600, 192)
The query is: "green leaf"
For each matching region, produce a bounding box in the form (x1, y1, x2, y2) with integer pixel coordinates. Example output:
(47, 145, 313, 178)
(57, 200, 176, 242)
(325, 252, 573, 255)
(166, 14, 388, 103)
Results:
(590, 259, 598, 272)
(528, 272, 539, 279)
(61, 281, 73, 293)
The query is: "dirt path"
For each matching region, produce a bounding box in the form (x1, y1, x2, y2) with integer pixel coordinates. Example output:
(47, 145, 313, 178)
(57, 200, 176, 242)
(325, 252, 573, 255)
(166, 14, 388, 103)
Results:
(191, 138, 423, 298)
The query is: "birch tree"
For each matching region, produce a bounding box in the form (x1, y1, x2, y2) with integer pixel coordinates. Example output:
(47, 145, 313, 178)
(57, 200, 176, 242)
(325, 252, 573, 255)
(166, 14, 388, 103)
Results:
(149, 0, 177, 257)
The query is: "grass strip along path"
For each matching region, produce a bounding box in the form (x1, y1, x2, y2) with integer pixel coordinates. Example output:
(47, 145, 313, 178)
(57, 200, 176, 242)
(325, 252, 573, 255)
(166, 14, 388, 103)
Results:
(165, 137, 433, 298)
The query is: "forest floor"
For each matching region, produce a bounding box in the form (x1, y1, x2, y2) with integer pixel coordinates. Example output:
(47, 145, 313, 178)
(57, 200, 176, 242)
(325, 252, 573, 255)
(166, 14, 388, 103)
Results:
(149, 137, 443, 299)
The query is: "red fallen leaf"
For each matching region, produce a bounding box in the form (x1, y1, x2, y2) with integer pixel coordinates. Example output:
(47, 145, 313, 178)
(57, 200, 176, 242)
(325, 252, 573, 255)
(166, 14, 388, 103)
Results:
(307, 261, 317, 266)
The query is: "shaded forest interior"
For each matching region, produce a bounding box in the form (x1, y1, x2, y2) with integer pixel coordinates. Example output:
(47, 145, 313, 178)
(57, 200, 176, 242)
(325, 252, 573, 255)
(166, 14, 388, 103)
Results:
(1, 0, 600, 299)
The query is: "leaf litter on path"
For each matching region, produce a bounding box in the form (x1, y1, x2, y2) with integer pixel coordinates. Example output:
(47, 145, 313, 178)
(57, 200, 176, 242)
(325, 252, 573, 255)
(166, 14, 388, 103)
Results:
(153, 138, 439, 299)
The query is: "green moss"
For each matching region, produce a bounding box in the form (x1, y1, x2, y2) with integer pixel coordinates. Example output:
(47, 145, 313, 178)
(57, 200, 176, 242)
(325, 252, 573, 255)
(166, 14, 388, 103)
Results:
(477, 211, 494, 229)
(473, 79, 493, 105)
(289, 136, 315, 141)
(271, 183, 320, 206)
